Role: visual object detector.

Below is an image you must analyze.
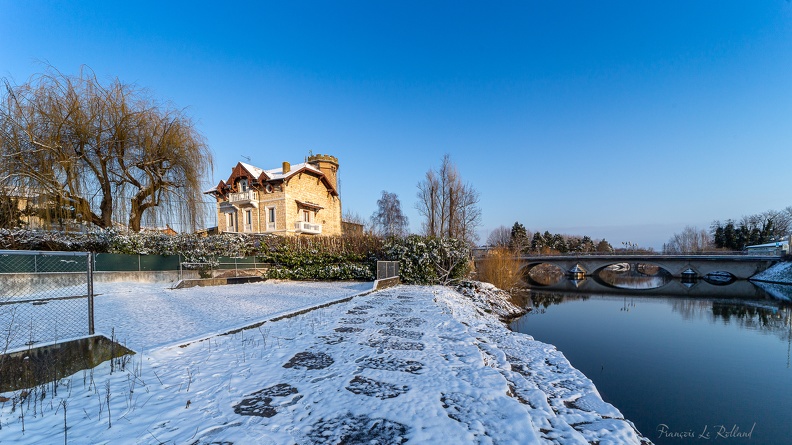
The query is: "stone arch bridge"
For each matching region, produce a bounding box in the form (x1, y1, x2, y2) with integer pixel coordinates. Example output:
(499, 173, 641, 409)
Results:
(517, 254, 781, 280)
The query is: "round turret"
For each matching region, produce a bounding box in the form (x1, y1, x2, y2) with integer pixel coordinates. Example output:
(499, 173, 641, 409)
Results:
(307, 154, 339, 191)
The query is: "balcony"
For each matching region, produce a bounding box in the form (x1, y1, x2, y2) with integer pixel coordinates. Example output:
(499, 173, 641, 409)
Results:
(295, 221, 322, 234)
(228, 190, 258, 207)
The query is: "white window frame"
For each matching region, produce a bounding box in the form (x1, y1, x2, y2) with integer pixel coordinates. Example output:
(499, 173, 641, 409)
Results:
(226, 212, 236, 232)
(244, 210, 253, 232)
(266, 206, 276, 232)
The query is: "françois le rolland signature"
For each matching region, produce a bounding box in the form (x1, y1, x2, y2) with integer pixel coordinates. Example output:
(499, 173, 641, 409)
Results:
(657, 423, 756, 440)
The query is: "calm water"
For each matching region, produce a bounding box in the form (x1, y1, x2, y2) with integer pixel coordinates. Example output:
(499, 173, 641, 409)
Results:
(510, 284, 792, 445)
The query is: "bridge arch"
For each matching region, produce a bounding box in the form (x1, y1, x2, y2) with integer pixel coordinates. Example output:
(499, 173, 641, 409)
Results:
(521, 262, 566, 286)
(514, 254, 779, 281)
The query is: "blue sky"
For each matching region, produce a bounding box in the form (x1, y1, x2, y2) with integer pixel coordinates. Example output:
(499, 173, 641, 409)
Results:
(2, 1, 791, 248)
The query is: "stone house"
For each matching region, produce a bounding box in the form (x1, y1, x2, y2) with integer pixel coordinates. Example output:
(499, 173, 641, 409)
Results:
(204, 154, 342, 236)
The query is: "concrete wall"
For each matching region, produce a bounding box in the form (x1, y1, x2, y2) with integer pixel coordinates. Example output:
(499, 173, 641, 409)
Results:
(94, 270, 200, 283)
(0, 272, 87, 296)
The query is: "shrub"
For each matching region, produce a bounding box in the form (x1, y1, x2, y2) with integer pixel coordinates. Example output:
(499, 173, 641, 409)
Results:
(476, 247, 523, 291)
(382, 235, 470, 285)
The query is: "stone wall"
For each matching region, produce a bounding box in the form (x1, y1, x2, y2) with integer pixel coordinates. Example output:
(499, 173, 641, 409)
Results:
(283, 171, 342, 236)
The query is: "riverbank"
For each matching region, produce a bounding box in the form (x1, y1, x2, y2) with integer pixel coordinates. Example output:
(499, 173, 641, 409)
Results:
(0, 281, 649, 443)
(751, 260, 792, 285)
(750, 260, 792, 301)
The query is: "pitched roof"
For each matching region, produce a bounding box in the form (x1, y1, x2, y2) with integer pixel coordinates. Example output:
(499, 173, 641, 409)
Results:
(205, 161, 337, 196)
(262, 162, 322, 180)
(239, 162, 265, 179)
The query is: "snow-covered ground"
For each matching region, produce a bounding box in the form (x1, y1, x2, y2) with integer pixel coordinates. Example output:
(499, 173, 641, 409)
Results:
(0, 281, 649, 444)
(93, 280, 373, 351)
(750, 261, 792, 301)
(752, 261, 792, 284)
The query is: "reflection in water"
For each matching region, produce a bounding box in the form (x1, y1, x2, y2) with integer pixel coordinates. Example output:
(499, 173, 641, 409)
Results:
(710, 302, 792, 344)
(526, 263, 564, 286)
(523, 292, 591, 314)
(596, 265, 671, 289)
(512, 284, 792, 445)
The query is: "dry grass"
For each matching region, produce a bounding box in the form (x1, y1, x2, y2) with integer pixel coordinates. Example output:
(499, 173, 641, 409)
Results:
(476, 247, 523, 290)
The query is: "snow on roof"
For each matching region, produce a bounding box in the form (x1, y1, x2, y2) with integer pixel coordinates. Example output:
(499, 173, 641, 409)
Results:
(263, 162, 323, 180)
(235, 161, 324, 181)
(745, 240, 790, 249)
(239, 162, 265, 178)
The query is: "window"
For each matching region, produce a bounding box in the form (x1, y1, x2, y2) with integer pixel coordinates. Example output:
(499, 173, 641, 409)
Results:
(226, 212, 235, 232)
(245, 210, 252, 232)
(302, 209, 311, 222)
(239, 179, 248, 192)
(266, 207, 276, 231)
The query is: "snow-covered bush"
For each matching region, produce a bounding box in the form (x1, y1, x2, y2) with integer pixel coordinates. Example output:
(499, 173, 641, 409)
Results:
(0, 229, 471, 285)
(382, 235, 470, 285)
(266, 263, 375, 281)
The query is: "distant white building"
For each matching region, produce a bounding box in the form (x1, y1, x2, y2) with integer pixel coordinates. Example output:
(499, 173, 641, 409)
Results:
(744, 237, 790, 255)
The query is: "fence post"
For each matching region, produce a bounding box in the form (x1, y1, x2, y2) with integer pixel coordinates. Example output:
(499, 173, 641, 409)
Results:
(87, 252, 95, 335)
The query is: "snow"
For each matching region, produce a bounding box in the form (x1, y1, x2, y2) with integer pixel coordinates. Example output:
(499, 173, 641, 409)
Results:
(0, 281, 648, 444)
(751, 261, 792, 284)
(92, 280, 374, 351)
(751, 261, 792, 301)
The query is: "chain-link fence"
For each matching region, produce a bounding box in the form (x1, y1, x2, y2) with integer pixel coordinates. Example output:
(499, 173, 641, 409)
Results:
(0, 250, 93, 352)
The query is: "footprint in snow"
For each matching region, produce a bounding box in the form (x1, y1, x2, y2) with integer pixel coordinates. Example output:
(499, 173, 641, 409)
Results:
(378, 328, 423, 340)
(234, 383, 302, 418)
(366, 337, 425, 351)
(307, 413, 408, 445)
(334, 326, 363, 333)
(345, 376, 409, 399)
(283, 352, 334, 370)
(356, 355, 424, 374)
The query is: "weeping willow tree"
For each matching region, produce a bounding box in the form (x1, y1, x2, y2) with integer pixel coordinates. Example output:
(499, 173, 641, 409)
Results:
(0, 66, 213, 232)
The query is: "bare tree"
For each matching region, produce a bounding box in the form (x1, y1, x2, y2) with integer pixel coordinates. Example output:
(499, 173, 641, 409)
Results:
(415, 154, 481, 244)
(487, 226, 512, 247)
(370, 191, 409, 237)
(416, 168, 440, 237)
(454, 181, 481, 244)
(664, 226, 712, 253)
(0, 65, 212, 232)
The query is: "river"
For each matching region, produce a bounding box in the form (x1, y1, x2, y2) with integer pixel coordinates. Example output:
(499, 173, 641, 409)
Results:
(510, 275, 792, 445)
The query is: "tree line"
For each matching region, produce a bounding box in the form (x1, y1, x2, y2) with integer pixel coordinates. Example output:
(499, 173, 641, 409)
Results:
(486, 222, 613, 255)
(664, 206, 792, 253)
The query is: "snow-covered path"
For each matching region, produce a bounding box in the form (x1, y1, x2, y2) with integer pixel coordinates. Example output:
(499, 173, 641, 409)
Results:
(93, 280, 373, 351)
(0, 283, 649, 444)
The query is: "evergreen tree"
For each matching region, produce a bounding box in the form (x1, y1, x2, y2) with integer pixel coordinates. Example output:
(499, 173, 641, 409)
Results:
(531, 232, 545, 252)
(510, 222, 529, 253)
(713, 224, 725, 248)
(723, 221, 737, 250)
(596, 239, 613, 253)
(580, 235, 594, 252)
(543, 231, 554, 249)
